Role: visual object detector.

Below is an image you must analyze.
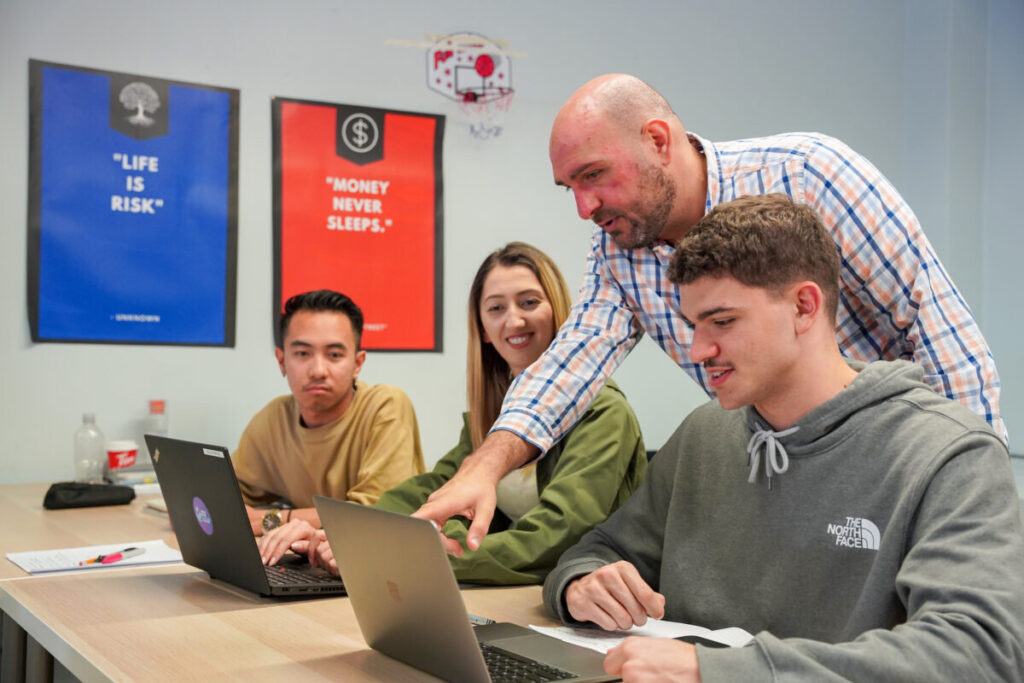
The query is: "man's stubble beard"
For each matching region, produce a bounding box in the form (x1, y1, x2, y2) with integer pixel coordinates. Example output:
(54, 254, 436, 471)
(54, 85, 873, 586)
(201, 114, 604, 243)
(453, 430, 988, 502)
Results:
(615, 162, 678, 249)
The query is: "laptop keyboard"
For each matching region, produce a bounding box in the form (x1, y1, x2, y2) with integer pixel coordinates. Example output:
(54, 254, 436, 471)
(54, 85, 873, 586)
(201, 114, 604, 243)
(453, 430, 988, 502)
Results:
(479, 642, 576, 682)
(265, 564, 337, 586)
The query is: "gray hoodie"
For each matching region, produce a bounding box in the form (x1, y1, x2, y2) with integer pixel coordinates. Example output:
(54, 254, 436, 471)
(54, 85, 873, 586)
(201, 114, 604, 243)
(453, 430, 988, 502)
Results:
(544, 360, 1024, 682)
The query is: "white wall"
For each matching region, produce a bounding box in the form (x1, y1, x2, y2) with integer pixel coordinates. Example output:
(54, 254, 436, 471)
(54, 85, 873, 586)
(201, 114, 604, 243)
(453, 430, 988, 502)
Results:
(1, 0, 1020, 484)
(983, 0, 1024, 457)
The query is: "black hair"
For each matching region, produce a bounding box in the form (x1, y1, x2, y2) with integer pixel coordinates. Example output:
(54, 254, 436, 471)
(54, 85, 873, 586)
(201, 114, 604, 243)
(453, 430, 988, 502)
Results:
(278, 289, 364, 349)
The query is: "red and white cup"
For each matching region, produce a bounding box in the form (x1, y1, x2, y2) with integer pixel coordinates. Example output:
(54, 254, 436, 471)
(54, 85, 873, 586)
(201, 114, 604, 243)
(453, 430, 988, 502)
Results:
(106, 440, 139, 470)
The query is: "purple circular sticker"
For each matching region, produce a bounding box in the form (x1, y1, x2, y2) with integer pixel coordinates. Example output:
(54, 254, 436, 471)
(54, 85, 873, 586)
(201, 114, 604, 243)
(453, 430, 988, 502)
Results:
(192, 496, 214, 535)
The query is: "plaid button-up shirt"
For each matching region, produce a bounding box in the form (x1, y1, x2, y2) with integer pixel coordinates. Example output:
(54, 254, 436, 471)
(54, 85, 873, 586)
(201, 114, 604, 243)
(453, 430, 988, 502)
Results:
(493, 132, 1005, 447)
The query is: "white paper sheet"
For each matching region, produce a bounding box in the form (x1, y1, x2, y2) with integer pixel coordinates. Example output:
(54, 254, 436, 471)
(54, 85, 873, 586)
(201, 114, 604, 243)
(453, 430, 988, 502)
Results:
(530, 618, 753, 654)
(6, 539, 182, 574)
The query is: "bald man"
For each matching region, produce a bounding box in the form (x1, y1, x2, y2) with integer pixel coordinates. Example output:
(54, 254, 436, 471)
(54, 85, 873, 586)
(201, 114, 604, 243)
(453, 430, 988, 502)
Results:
(415, 74, 1004, 556)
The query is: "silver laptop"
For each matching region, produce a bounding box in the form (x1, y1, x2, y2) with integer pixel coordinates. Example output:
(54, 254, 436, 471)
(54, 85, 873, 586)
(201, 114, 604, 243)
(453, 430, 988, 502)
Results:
(315, 495, 617, 682)
(147, 435, 345, 597)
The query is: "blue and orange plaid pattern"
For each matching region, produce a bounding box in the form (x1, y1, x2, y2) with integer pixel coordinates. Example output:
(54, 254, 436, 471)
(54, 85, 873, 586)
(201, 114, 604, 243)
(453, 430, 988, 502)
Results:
(492, 132, 1005, 448)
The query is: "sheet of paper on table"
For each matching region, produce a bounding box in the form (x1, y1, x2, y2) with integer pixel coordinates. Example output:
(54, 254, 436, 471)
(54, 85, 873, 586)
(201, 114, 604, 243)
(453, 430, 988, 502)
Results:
(530, 617, 754, 653)
(6, 539, 182, 574)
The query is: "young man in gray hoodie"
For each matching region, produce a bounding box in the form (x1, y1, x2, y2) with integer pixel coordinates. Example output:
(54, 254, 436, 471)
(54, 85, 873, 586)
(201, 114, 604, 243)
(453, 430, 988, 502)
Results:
(542, 194, 1024, 682)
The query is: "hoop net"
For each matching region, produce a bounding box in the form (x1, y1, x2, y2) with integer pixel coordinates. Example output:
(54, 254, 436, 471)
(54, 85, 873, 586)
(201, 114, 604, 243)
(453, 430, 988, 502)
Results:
(457, 88, 514, 141)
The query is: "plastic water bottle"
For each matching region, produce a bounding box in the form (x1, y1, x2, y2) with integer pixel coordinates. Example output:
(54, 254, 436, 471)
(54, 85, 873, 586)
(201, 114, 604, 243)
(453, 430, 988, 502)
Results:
(73, 413, 106, 482)
(139, 399, 168, 467)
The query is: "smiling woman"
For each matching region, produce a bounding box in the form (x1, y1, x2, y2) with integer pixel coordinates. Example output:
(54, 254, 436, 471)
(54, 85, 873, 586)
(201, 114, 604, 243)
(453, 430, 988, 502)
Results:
(477, 265, 554, 379)
(464, 242, 571, 449)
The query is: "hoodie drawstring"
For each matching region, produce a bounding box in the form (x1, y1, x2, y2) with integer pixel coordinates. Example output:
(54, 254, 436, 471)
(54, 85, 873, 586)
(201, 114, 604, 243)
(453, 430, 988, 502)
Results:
(746, 425, 799, 490)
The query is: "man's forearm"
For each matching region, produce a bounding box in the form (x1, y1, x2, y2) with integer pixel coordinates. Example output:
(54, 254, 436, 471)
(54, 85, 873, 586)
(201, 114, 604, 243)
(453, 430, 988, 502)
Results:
(475, 428, 540, 475)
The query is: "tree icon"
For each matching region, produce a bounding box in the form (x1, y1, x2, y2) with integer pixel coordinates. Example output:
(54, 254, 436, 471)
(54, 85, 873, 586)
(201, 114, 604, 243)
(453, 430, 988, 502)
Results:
(119, 82, 161, 127)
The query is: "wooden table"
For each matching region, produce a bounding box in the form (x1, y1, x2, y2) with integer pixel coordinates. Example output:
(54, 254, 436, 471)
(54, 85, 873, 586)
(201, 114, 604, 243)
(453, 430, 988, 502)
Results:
(2, 482, 176, 579)
(0, 484, 559, 682)
(2, 481, 178, 681)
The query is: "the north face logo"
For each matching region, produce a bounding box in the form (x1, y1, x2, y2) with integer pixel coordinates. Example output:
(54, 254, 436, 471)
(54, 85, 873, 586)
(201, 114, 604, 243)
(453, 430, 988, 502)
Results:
(826, 517, 880, 550)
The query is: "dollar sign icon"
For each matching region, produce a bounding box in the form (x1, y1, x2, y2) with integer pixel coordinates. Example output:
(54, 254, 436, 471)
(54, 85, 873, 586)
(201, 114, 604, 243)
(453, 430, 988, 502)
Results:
(352, 120, 369, 146)
(342, 113, 379, 154)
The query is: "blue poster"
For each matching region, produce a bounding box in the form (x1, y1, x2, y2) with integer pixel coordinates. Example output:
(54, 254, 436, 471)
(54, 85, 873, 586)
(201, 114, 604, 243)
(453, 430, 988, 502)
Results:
(27, 60, 239, 345)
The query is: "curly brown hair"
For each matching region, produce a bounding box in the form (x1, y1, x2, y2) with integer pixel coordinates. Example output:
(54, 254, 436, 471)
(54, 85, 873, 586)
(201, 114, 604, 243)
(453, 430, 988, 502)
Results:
(667, 194, 840, 323)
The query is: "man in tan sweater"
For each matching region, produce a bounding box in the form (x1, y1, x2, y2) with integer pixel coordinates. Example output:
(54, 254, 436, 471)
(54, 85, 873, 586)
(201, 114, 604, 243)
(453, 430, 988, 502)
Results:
(233, 290, 424, 537)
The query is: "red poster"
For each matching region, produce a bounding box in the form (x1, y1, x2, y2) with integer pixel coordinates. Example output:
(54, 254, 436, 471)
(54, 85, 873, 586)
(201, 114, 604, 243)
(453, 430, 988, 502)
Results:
(273, 98, 444, 350)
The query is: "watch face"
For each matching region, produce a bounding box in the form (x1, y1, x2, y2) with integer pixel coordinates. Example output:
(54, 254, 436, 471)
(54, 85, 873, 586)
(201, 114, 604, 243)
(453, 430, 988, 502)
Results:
(262, 510, 281, 532)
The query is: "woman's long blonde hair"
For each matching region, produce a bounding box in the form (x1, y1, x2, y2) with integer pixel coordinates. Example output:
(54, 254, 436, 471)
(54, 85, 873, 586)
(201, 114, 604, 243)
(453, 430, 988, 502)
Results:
(466, 242, 572, 449)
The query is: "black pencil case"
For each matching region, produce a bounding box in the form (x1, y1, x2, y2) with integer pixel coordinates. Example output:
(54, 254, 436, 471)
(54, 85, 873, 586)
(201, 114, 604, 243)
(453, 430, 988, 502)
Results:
(43, 482, 136, 509)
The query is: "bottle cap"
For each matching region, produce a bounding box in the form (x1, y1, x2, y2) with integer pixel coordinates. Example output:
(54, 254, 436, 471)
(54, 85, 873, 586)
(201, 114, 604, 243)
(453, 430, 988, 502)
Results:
(149, 400, 166, 414)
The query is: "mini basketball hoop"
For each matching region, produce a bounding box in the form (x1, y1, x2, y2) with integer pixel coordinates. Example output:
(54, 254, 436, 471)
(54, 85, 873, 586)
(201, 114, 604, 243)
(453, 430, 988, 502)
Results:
(426, 32, 515, 141)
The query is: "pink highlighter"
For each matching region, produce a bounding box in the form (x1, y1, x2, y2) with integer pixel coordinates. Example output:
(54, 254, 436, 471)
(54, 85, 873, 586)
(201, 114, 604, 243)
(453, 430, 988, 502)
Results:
(79, 546, 145, 566)
(101, 547, 144, 564)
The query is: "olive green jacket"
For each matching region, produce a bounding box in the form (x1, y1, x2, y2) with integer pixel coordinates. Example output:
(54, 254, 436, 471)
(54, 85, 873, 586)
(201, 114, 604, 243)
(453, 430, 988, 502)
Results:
(374, 381, 647, 584)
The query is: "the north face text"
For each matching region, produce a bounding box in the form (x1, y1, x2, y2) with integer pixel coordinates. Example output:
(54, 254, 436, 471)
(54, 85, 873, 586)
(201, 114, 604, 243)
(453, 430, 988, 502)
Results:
(827, 517, 880, 550)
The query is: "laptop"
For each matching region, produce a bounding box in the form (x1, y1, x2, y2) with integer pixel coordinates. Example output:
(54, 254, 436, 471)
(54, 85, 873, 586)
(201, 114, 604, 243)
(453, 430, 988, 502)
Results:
(146, 435, 345, 597)
(315, 495, 618, 682)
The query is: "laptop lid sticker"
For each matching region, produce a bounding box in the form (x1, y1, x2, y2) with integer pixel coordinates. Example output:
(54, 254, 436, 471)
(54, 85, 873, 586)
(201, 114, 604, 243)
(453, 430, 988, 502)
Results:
(193, 496, 214, 535)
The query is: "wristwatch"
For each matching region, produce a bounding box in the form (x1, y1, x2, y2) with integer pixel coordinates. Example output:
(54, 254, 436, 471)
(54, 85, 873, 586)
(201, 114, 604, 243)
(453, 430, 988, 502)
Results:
(261, 509, 283, 532)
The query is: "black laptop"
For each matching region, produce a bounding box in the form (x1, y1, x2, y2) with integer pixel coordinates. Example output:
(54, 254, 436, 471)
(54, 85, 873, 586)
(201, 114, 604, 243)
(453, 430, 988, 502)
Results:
(315, 495, 617, 682)
(146, 435, 345, 597)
